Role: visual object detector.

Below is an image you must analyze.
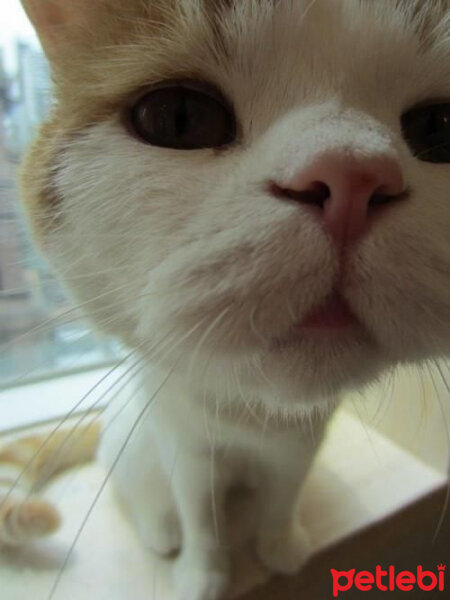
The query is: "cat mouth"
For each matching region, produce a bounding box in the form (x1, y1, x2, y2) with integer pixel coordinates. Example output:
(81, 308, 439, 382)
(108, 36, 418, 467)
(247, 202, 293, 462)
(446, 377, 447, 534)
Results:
(296, 291, 358, 331)
(271, 292, 361, 351)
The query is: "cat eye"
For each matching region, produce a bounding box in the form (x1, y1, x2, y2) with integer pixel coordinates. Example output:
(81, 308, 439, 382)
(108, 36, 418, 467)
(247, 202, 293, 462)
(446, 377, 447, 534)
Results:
(401, 103, 450, 163)
(128, 81, 237, 150)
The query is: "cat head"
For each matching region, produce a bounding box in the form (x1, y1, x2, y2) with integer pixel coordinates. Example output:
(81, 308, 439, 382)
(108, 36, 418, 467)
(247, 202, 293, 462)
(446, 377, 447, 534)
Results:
(20, 0, 450, 412)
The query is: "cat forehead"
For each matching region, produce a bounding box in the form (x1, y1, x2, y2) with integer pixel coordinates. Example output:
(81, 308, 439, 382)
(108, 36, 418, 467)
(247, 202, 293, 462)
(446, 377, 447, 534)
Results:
(192, 0, 450, 35)
(92, 1, 450, 77)
(390, 0, 450, 46)
(38, 0, 450, 125)
(171, 0, 450, 39)
(122, 1, 450, 88)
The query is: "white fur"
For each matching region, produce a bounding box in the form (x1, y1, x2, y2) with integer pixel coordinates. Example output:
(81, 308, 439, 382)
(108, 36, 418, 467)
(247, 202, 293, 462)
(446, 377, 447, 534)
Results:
(38, 2, 450, 599)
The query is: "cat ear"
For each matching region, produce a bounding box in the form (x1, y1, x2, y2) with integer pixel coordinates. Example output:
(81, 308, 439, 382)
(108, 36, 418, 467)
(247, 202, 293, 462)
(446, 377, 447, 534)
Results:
(20, 1, 97, 60)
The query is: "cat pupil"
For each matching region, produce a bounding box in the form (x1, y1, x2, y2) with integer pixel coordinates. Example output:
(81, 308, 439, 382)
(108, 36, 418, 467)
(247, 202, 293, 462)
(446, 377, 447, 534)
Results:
(175, 96, 188, 138)
(426, 109, 443, 144)
(128, 82, 236, 150)
(401, 103, 450, 163)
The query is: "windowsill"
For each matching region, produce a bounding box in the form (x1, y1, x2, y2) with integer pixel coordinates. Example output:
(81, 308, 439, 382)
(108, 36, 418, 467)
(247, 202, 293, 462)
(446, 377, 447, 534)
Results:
(0, 366, 118, 433)
(0, 398, 447, 599)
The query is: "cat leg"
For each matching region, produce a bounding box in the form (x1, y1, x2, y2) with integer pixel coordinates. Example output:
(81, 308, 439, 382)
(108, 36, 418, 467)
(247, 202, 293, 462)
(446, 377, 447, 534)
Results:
(100, 428, 181, 556)
(256, 459, 312, 575)
(172, 454, 230, 600)
(131, 461, 181, 557)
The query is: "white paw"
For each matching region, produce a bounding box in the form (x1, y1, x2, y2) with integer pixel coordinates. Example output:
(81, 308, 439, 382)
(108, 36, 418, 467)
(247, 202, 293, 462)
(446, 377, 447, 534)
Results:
(257, 522, 311, 575)
(139, 511, 182, 556)
(174, 552, 229, 600)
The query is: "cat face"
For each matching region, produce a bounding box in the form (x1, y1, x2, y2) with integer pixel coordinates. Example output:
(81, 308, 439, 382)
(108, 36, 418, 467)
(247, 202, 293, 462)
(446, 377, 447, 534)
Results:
(21, 0, 450, 410)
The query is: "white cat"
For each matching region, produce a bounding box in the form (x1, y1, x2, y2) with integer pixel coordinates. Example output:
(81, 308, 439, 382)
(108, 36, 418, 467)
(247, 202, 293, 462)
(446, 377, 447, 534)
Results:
(1, 2, 449, 599)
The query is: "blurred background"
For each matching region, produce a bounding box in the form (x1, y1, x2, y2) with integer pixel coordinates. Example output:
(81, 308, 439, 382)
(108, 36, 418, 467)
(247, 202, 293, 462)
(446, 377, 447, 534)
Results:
(0, 1, 120, 388)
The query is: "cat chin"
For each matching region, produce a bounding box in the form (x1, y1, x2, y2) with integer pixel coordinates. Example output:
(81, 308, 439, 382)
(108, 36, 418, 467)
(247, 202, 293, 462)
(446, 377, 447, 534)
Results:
(154, 329, 388, 412)
(255, 341, 387, 407)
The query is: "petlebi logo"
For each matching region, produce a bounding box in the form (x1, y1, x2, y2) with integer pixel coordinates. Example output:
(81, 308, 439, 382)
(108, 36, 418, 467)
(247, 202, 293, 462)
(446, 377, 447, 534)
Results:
(331, 564, 446, 597)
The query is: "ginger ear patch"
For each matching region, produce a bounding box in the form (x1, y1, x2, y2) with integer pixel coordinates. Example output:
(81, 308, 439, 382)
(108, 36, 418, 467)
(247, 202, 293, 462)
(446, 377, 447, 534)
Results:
(21, 0, 69, 29)
(20, 0, 97, 59)
(20, 0, 89, 33)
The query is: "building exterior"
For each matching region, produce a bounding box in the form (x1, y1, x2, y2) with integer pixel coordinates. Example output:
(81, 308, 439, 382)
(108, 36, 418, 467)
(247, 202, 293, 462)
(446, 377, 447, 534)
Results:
(0, 44, 118, 385)
(4, 41, 52, 157)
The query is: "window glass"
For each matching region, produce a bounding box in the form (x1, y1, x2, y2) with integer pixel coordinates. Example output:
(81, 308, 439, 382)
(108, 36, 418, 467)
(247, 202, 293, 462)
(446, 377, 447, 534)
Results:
(0, 3, 120, 387)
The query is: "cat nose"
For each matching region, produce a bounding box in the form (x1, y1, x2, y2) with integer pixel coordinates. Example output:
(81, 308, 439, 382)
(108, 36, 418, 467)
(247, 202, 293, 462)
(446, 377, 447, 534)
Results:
(272, 152, 406, 247)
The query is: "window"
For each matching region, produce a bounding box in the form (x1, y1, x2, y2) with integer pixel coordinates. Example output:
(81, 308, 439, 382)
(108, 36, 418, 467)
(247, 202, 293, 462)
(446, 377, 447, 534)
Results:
(0, 2, 120, 389)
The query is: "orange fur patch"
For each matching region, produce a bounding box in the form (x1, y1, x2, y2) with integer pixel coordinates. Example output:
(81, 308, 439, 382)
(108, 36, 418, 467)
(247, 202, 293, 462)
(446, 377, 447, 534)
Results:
(19, 0, 228, 237)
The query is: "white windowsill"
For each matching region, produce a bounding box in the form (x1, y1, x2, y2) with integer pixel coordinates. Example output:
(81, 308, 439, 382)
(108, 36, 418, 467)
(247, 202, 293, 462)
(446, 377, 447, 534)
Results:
(0, 369, 447, 599)
(0, 366, 118, 433)
(0, 409, 446, 600)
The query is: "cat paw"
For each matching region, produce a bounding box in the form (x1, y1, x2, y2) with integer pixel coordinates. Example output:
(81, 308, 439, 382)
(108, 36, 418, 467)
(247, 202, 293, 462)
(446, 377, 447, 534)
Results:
(0, 498, 61, 545)
(257, 522, 311, 575)
(139, 510, 181, 556)
(174, 552, 229, 600)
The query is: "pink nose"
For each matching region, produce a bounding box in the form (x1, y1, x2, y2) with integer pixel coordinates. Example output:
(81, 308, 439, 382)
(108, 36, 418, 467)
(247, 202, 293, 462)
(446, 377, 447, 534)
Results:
(273, 153, 406, 247)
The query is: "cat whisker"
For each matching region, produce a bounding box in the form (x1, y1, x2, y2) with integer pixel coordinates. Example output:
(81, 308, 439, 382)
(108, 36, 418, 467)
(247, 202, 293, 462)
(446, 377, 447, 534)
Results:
(434, 360, 450, 396)
(202, 390, 221, 546)
(0, 263, 132, 289)
(0, 346, 143, 512)
(285, 296, 298, 326)
(371, 366, 397, 429)
(27, 352, 149, 498)
(211, 395, 225, 547)
(47, 358, 181, 600)
(249, 304, 267, 346)
(147, 316, 211, 368)
(0, 311, 125, 389)
(258, 408, 271, 459)
(416, 364, 430, 430)
(26, 322, 199, 497)
(200, 341, 230, 548)
(186, 307, 231, 385)
(0, 283, 201, 367)
(0, 279, 138, 356)
(301, 0, 321, 23)
(415, 142, 450, 161)
(250, 354, 276, 391)
(36, 320, 208, 535)
(43, 355, 157, 513)
(231, 363, 263, 429)
(426, 360, 450, 544)
(350, 398, 383, 468)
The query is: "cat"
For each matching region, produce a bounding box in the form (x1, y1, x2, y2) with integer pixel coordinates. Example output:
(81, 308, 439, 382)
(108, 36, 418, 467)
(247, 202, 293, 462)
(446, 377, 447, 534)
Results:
(1, 1, 450, 599)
